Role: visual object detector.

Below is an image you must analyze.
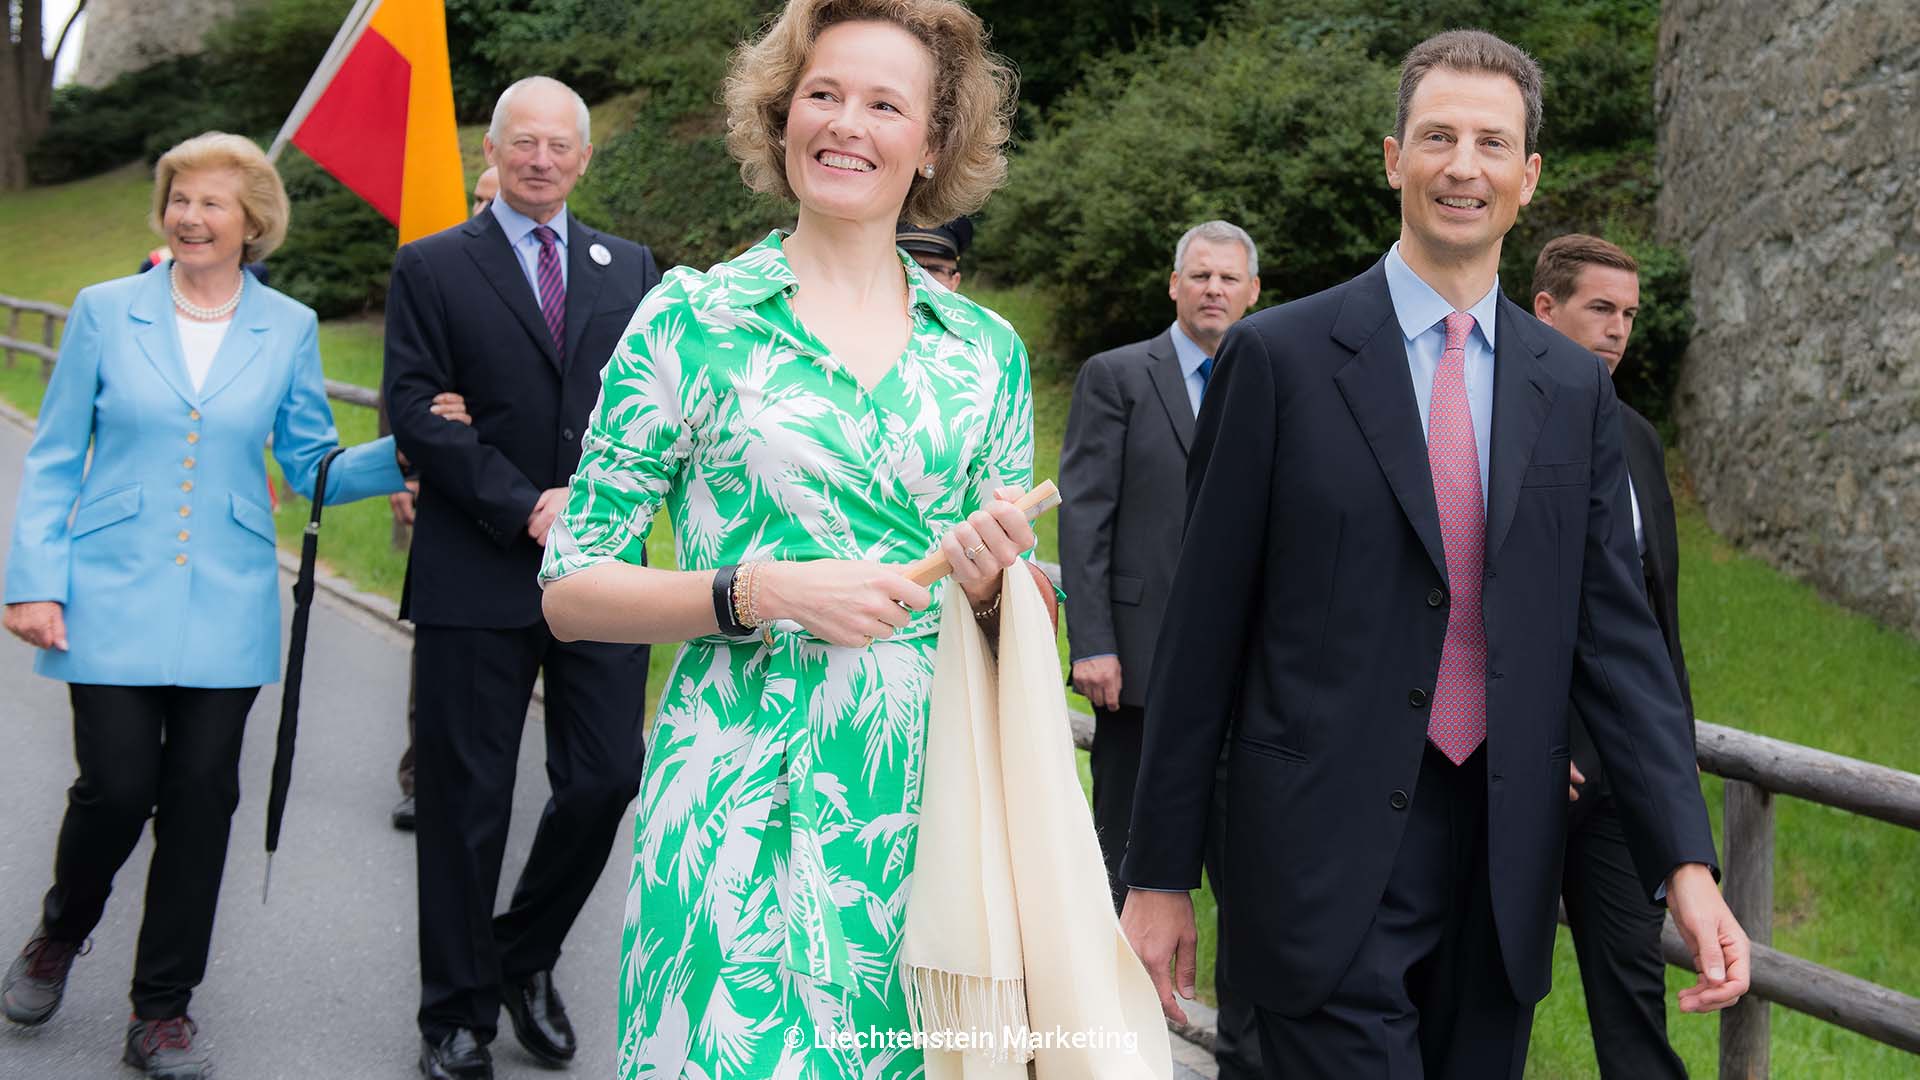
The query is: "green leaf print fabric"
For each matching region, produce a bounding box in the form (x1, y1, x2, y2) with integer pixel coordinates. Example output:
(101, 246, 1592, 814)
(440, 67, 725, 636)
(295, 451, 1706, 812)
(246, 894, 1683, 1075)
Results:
(539, 231, 1038, 1079)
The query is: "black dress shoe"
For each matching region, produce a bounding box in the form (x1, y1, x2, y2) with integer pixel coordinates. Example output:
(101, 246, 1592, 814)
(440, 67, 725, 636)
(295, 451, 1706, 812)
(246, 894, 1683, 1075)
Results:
(392, 795, 417, 831)
(420, 1028, 492, 1080)
(502, 970, 576, 1066)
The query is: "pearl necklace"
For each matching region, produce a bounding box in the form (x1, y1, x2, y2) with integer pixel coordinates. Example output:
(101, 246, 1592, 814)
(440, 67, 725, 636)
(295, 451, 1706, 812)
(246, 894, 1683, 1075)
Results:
(169, 263, 245, 321)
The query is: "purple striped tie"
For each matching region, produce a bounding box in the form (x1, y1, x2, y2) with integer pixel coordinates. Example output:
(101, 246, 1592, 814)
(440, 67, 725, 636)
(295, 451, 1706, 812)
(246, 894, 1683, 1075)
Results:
(533, 225, 565, 362)
(1427, 311, 1487, 764)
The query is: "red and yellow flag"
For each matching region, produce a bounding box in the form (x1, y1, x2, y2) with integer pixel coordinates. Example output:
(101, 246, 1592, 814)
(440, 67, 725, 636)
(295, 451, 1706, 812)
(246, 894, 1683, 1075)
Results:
(270, 0, 465, 245)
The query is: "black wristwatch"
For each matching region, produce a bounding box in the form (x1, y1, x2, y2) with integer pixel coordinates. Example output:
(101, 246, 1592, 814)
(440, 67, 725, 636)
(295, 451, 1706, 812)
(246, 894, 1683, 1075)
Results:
(712, 563, 751, 636)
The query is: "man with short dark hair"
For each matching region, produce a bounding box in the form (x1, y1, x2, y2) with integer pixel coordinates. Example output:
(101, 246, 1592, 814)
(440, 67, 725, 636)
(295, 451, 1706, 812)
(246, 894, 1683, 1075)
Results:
(1060, 218, 1263, 1079)
(1534, 232, 1692, 1080)
(1122, 30, 1749, 1078)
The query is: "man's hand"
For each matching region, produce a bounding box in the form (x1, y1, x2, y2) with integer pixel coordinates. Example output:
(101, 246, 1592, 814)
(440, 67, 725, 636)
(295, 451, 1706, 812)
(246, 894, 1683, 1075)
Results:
(1120, 888, 1198, 1024)
(527, 487, 568, 546)
(389, 479, 420, 527)
(1666, 863, 1751, 1013)
(1072, 655, 1124, 712)
(3, 601, 68, 651)
(1568, 760, 1586, 802)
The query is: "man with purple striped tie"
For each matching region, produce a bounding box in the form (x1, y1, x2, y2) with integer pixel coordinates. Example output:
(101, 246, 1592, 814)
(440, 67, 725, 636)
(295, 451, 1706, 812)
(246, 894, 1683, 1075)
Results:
(382, 76, 660, 1080)
(1119, 30, 1750, 1078)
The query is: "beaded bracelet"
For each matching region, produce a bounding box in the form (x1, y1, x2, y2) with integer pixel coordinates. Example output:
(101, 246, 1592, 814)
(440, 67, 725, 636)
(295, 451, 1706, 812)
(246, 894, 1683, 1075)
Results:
(970, 586, 1002, 623)
(732, 561, 764, 630)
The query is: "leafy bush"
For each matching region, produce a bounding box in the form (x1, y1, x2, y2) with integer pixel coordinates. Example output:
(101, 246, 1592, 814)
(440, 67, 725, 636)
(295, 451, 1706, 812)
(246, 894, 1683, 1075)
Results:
(978, 28, 1402, 364)
(272, 148, 397, 319)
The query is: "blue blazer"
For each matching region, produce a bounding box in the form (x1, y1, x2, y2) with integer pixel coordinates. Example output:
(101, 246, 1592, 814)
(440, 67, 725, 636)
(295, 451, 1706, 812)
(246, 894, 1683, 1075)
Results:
(5, 268, 404, 688)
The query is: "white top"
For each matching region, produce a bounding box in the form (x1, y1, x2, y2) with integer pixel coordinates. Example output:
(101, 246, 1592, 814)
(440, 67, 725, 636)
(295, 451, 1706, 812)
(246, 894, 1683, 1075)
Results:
(174, 314, 231, 393)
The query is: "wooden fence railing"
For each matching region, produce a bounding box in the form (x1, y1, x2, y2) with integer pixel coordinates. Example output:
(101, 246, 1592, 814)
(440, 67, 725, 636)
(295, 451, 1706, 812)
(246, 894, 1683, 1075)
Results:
(10, 295, 1916, 1075)
(0, 293, 66, 375)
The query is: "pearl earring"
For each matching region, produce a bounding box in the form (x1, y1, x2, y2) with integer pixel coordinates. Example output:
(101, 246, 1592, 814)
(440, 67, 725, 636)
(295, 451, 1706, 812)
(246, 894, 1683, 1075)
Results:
(921, 164, 935, 179)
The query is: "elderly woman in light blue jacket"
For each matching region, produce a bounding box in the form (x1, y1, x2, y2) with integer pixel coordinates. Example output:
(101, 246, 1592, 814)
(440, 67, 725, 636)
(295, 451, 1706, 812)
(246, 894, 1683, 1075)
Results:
(0, 132, 460, 1080)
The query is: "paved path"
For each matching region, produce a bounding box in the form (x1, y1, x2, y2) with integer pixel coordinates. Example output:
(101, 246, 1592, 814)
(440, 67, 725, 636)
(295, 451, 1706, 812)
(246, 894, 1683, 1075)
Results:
(0, 412, 1214, 1079)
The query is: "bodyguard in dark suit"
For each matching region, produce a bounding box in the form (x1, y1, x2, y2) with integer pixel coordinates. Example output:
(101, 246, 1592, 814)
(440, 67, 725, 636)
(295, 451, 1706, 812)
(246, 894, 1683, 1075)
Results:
(1120, 32, 1749, 1079)
(382, 76, 659, 1080)
(1060, 219, 1262, 1078)
(1534, 233, 1692, 1079)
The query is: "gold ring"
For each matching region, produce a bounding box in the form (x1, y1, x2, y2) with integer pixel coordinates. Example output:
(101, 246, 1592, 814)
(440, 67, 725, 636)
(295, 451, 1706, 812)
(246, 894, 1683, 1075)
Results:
(964, 543, 986, 559)
(861, 635, 873, 648)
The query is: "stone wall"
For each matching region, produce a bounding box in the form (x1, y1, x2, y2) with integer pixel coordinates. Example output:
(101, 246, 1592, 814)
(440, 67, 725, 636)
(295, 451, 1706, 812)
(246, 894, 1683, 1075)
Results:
(74, 0, 244, 88)
(1657, 0, 1920, 636)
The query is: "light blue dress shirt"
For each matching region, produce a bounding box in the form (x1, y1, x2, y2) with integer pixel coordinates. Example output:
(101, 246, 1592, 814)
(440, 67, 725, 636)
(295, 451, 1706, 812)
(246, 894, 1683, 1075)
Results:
(1383, 242, 1499, 507)
(491, 197, 569, 296)
(1166, 321, 1212, 417)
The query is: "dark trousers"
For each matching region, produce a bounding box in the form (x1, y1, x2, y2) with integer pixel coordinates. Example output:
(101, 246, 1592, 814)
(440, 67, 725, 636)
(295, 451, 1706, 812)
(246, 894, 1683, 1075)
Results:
(1091, 704, 1262, 1079)
(396, 644, 417, 796)
(1256, 745, 1532, 1079)
(413, 622, 648, 1041)
(41, 683, 258, 1018)
(1564, 790, 1685, 1079)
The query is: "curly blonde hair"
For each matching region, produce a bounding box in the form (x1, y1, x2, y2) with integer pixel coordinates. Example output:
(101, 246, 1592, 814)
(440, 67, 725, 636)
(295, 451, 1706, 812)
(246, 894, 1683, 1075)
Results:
(150, 132, 290, 265)
(724, 0, 1017, 227)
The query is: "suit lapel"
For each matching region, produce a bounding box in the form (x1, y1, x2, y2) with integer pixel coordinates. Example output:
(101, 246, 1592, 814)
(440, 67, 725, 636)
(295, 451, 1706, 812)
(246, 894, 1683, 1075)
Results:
(1143, 331, 1194, 453)
(1484, 298, 1555, 560)
(197, 279, 268, 403)
(1331, 263, 1447, 580)
(129, 269, 198, 408)
(562, 214, 607, 371)
(462, 213, 561, 374)
(1621, 407, 1673, 582)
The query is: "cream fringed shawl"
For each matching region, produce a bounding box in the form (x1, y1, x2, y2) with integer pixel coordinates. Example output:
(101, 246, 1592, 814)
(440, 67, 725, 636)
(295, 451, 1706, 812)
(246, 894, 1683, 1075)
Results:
(901, 567, 1172, 1079)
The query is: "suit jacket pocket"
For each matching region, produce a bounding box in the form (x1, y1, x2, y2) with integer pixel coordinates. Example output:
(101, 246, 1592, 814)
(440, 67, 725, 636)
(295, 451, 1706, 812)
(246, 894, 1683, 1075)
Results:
(1239, 735, 1308, 765)
(230, 492, 277, 543)
(1523, 461, 1588, 488)
(1111, 573, 1145, 606)
(70, 482, 142, 538)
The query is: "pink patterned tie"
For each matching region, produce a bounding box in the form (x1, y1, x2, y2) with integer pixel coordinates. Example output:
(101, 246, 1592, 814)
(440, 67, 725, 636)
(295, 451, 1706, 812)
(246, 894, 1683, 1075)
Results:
(533, 225, 566, 362)
(1428, 311, 1487, 764)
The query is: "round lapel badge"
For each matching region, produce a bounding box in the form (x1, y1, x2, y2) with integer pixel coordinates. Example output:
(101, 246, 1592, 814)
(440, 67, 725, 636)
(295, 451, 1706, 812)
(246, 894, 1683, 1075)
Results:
(589, 243, 612, 266)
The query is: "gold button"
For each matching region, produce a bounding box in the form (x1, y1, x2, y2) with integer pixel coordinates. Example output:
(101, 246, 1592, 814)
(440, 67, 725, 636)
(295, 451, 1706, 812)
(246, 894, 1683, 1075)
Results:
(183, 457, 196, 469)
(186, 432, 199, 444)
(175, 554, 188, 565)
(189, 409, 201, 421)
(179, 506, 191, 518)
(177, 530, 190, 542)
(181, 481, 193, 493)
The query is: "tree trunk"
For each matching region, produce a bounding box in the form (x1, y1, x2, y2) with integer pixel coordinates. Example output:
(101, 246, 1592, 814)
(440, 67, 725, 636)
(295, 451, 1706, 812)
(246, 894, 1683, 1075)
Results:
(3, 1, 78, 191)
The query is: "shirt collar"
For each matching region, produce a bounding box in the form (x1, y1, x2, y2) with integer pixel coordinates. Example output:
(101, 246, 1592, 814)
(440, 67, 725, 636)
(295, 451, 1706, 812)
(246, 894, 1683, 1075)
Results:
(722, 230, 984, 343)
(490, 197, 569, 250)
(1383, 241, 1499, 352)
(1166, 320, 1212, 377)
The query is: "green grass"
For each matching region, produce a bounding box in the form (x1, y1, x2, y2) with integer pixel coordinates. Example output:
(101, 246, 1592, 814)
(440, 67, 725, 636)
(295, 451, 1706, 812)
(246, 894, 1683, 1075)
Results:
(5, 170, 1920, 1076)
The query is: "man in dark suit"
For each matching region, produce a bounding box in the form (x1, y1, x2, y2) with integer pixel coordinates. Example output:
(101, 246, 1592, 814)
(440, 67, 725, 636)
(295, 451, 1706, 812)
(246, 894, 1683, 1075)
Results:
(1060, 219, 1262, 1078)
(1120, 31, 1749, 1078)
(1533, 233, 1693, 1079)
(382, 76, 659, 1080)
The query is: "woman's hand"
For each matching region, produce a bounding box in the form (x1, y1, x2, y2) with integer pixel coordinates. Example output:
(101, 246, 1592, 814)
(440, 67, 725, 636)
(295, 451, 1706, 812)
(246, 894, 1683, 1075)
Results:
(757, 561, 932, 648)
(430, 392, 472, 425)
(4, 601, 68, 651)
(941, 486, 1037, 607)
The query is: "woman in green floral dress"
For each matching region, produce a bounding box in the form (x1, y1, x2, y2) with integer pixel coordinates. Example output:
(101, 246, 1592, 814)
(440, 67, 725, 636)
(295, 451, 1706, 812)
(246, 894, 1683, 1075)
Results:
(539, 2, 1045, 1076)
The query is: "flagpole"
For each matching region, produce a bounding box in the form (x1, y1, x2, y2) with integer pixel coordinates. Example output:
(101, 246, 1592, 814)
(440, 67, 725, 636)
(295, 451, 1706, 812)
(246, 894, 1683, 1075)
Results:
(268, 0, 384, 161)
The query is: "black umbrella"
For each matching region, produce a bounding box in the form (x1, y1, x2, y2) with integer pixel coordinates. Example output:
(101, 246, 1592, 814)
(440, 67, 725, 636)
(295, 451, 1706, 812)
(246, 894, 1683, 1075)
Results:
(263, 446, 347, 902)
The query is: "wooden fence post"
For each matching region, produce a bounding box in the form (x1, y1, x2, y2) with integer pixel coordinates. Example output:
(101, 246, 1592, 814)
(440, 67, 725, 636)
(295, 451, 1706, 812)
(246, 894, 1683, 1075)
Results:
(4, 306, 17, 369)
(1721, 779, 1774, 1079)
(42, 312, 59, 378)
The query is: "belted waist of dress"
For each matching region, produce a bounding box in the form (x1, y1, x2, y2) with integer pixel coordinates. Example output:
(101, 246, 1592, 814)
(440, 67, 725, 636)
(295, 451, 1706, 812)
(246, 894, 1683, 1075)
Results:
(690, 608, 944, 990)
